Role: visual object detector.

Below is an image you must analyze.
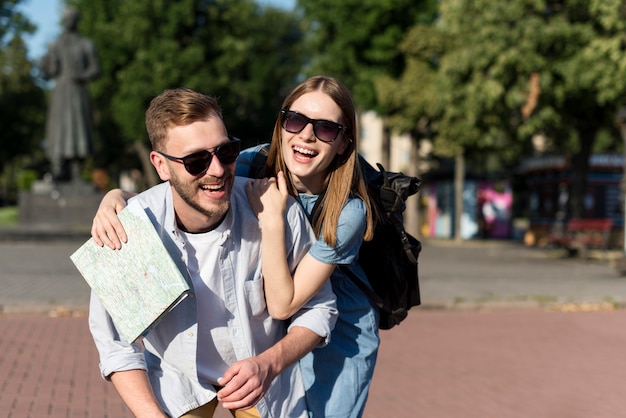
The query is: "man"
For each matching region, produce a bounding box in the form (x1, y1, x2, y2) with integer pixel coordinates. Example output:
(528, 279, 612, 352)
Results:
(88, 87, 337, 417)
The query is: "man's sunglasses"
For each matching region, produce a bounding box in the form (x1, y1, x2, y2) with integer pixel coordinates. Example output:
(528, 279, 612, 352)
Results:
(157, 137, 241, 176)
(280, 109, 347, 143)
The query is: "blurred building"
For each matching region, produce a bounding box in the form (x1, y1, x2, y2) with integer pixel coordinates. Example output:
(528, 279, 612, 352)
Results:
(519, 153, 623, 247)
(358, 112, 624, 246)
(358, 111, 421, 237)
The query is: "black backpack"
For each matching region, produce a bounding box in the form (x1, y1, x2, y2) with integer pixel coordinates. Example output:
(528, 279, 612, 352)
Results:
(241, 145, 422, 329)
(340, 156, 422, 329)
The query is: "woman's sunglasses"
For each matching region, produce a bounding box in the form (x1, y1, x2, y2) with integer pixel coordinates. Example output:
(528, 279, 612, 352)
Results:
(157, 137, 241, 176)
(280, 109, 347, 143)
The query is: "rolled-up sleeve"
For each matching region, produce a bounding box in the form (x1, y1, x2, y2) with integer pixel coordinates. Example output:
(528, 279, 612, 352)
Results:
(88, 292, 147, 379)
(289, 280, 337, 346)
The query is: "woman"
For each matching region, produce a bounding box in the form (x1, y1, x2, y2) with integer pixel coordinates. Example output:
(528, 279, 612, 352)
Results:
(91, 76, 379, 418)
(242, 76, 378, 417)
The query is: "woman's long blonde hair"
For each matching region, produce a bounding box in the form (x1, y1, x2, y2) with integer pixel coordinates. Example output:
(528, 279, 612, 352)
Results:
(264, 75, 375, 246)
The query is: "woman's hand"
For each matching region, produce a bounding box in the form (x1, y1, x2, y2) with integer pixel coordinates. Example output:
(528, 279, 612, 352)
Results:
(246, 171, 289, 226)
(91, 189, 133, 249)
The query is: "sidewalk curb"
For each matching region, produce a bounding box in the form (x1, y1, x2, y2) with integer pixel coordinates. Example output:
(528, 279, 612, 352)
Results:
(0, 224, 90, 242)
(418, 300, 623, 312)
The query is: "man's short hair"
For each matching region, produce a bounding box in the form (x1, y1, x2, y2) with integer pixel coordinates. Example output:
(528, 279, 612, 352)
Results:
(145, 87, 223, 151)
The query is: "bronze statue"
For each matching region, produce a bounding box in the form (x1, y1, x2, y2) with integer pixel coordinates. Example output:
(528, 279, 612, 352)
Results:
(40, 7, 100, 182)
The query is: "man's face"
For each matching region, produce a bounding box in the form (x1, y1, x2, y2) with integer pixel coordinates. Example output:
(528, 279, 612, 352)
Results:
(151, 117, 236, 232)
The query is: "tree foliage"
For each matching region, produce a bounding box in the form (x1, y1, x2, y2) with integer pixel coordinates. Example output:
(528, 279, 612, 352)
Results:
(0, 0, 46, 176)
(0, 0, 33, 47)
(0, 36, 46, 167)
(69, 0, 306, 185)
(297, 0, 437, 111)
(379, 0, 626, 216)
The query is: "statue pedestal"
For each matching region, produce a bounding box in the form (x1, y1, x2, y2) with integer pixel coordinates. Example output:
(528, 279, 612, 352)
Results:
(18, 180, 105, 231)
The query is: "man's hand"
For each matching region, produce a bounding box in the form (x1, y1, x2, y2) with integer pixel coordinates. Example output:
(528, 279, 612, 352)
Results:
(91, 189, 134, 249)
(216, 326, 322, 411)
(216, 356, 276, 410)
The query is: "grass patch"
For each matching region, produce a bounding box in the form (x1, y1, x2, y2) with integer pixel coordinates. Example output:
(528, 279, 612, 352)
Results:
(603, 296, 621, 309)
(475, 292, 498, 303)
(529, 295, 558, 304)
(0, 206, 18, 225)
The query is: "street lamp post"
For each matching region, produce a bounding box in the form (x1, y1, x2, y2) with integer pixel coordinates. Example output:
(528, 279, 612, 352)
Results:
(614, 108, 626, 266)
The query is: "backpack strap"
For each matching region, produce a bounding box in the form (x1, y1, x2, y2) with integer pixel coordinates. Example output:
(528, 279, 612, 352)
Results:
(390, 214, 419, 265)
(248, 144, 270, 179)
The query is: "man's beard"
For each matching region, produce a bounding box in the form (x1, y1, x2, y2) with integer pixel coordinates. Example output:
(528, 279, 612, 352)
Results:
(170, 169, 231, 219)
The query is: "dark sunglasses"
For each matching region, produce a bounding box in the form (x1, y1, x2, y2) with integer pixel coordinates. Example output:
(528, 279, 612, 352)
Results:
(280, 109, 347, 143)
(157, 137, 241, 176)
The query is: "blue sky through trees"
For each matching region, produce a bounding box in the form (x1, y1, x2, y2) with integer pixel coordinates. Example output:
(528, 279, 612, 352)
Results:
(19, 0, 295, 61)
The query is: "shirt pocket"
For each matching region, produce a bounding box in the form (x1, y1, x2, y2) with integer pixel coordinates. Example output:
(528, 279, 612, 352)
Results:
(243, 276, 267, 317)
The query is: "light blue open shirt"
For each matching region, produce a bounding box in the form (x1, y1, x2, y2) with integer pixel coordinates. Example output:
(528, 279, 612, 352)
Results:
(88, 178, 338, 418)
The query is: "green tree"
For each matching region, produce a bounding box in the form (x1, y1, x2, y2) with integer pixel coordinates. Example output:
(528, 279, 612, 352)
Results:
(379, 0, 626, 237)
(0, 0, 32, 44)
(0, 0, 46, 203)
(297, 0, 437, 176)
(71, 0, 306, 187)
(297, 0, 437, 111)
(0, 36, 46, 167)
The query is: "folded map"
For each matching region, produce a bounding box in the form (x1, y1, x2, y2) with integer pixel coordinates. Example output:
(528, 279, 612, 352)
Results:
(71, 200, 190, 343)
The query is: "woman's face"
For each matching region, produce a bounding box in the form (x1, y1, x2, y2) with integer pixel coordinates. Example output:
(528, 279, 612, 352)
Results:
(281, 91, 349, 194)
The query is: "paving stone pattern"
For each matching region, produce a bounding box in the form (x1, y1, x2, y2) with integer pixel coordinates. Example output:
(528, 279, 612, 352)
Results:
(2, 239, 626, 417)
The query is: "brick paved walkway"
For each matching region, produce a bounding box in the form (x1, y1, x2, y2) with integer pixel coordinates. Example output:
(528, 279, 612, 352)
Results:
(0, 314, 131, 418)
(366, 309, 626, 417)
(3, 309, 626, 417)
(2, 239, 626, 417)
